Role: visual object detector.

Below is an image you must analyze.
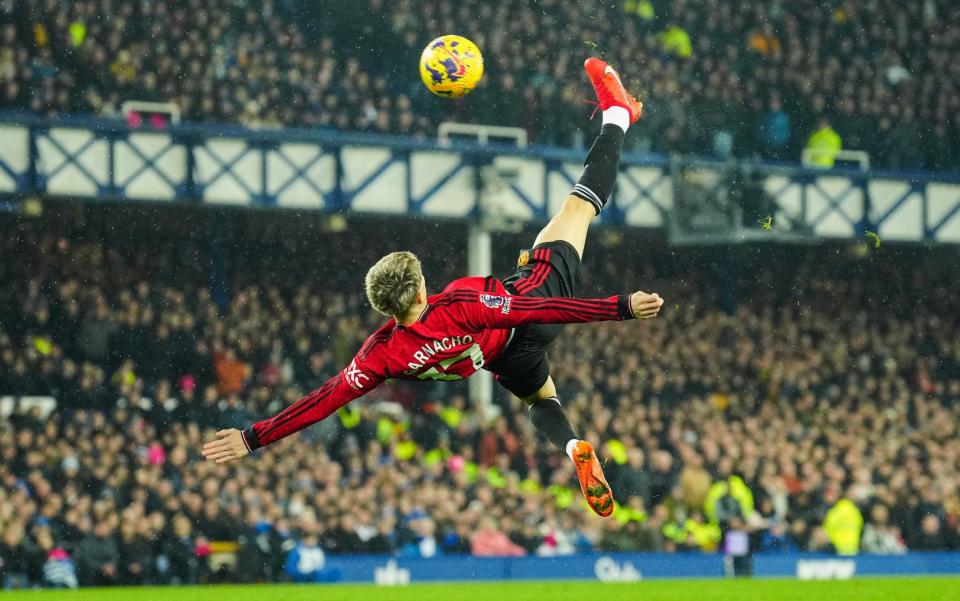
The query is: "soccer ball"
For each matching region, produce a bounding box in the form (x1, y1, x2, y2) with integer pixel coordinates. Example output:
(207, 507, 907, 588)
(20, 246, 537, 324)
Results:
(419, 35, 484, 98)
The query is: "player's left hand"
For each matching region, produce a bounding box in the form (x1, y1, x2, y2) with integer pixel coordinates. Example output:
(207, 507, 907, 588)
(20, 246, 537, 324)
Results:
(201, 429, 250, 463)
(630, 291, 664, 319)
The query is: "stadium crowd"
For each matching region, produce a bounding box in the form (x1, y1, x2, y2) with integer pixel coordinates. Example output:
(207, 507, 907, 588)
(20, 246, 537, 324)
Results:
(1, 0, 958, 170)
(1, 205, 959, 588)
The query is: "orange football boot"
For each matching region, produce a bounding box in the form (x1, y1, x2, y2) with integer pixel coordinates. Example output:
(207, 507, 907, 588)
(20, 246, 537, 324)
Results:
(584, 57, 643, 124)
(572, 440, 614, 517)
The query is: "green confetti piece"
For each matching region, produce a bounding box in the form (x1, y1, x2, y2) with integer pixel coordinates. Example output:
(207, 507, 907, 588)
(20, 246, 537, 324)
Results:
(865, 231, 881, 248)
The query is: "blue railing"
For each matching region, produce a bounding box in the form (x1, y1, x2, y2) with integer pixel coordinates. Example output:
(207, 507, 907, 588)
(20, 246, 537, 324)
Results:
(1, 113, 959, 242)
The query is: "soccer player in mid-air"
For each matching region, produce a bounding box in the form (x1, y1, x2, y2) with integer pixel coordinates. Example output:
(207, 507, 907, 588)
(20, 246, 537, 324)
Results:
(202, 58, 662, 517)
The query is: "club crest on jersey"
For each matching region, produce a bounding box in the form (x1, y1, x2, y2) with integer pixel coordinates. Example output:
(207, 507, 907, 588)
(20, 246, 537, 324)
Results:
(479, 293, 511, 314)
(517, 250, 530, 267)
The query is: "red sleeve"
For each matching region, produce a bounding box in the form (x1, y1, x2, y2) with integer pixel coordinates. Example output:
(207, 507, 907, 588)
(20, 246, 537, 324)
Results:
(241, 357, 383, 451)
(453, 289, 636, 330)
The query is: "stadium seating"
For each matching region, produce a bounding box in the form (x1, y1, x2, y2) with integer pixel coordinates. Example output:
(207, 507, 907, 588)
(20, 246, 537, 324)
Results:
(1, 0, 957, 170)
(1, 203, 958, 587)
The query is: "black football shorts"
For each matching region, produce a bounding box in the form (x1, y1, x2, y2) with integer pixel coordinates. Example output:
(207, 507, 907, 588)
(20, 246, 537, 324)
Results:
(486, 239, 582, 398)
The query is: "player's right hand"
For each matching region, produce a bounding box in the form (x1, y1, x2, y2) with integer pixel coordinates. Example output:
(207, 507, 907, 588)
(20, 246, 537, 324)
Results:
(630, 291, 664, 319)
(201, 429, 250, 464)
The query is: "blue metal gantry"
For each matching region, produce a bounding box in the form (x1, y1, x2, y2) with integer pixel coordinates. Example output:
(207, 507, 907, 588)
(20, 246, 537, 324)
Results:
(1, 114, 958, 243)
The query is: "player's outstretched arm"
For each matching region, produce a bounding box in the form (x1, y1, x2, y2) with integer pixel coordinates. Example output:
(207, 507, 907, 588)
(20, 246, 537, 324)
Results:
(201, 360, 382, 463)
(459, 289, 664, 329)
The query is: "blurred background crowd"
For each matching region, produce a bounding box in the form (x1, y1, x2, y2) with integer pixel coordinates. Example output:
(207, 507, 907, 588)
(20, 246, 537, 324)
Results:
(1, 0, 958, 170)
(1, 203, 959, 588)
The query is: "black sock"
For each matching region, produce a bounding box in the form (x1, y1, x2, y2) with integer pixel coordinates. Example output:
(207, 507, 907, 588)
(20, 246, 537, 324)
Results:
(570, 123, 626, 215)
(528, 396, 578, 451)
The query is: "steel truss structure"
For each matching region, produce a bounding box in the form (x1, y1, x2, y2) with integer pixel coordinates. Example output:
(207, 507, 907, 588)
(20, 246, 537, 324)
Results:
(1, 115, 958, 243)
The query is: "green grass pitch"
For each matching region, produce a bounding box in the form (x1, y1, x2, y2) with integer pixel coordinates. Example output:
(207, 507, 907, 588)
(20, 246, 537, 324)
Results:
(5, 578, 957, 601)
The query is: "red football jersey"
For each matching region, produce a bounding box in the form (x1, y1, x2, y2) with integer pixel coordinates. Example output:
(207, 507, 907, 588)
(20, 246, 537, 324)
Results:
(242, 276, 634, 451)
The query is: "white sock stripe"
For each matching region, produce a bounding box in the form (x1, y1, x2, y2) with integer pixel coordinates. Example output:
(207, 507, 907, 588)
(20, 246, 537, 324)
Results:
(572, 184, 603, 208)
(546, 396, 562, 407)
(573, 184, 602, 203)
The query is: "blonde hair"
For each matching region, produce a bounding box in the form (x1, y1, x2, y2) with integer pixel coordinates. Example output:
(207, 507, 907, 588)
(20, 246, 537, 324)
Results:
(365, 251, 423, 317)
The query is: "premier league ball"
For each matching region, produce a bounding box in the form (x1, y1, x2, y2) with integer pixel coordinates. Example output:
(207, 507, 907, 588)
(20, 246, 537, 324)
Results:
(419, 35, 484, 98)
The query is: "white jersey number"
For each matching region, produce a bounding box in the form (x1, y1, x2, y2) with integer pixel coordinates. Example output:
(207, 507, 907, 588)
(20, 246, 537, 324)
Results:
(416, 343, 485, 381)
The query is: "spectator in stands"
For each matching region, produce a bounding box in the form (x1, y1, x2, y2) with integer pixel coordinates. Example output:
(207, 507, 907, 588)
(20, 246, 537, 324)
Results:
(75, 521, 120, 586)
(402, 517, 440, 558)
(647, 450, 676, 507)
(443, 522, 473, 556)
(805, 117, 843, 168)
(214, 349, 249, 396)
(886, 106, 925, 170)
(679, 453, 712, 512)
(911, 515, 951, 551)
(0, 0, 957, 170)
(756, 96, 793, 161)
(613, 448, 651, 509)
(285, 527, 335, 583)
(0, 211, 959, 590)
(118, 518, 153, 585)
(598, 516, 631, 552)
(660, 23, 693, 59)
(757, 520, 797, 554)
(822, 492, 864, 556)
(861, 505, 907, 555)
(33, 527, 77, 589)
(471, 517, 526, 557)
(364, 519, 398, 555)
(747, 24, 781, 57)
(235, 517, 285, 583)
(0, 523, 32, 589)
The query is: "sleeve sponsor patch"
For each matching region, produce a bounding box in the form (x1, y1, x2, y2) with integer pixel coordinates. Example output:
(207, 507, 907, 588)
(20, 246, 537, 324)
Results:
(343, 359, 371, 390)
(479, 293, 511, 314)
